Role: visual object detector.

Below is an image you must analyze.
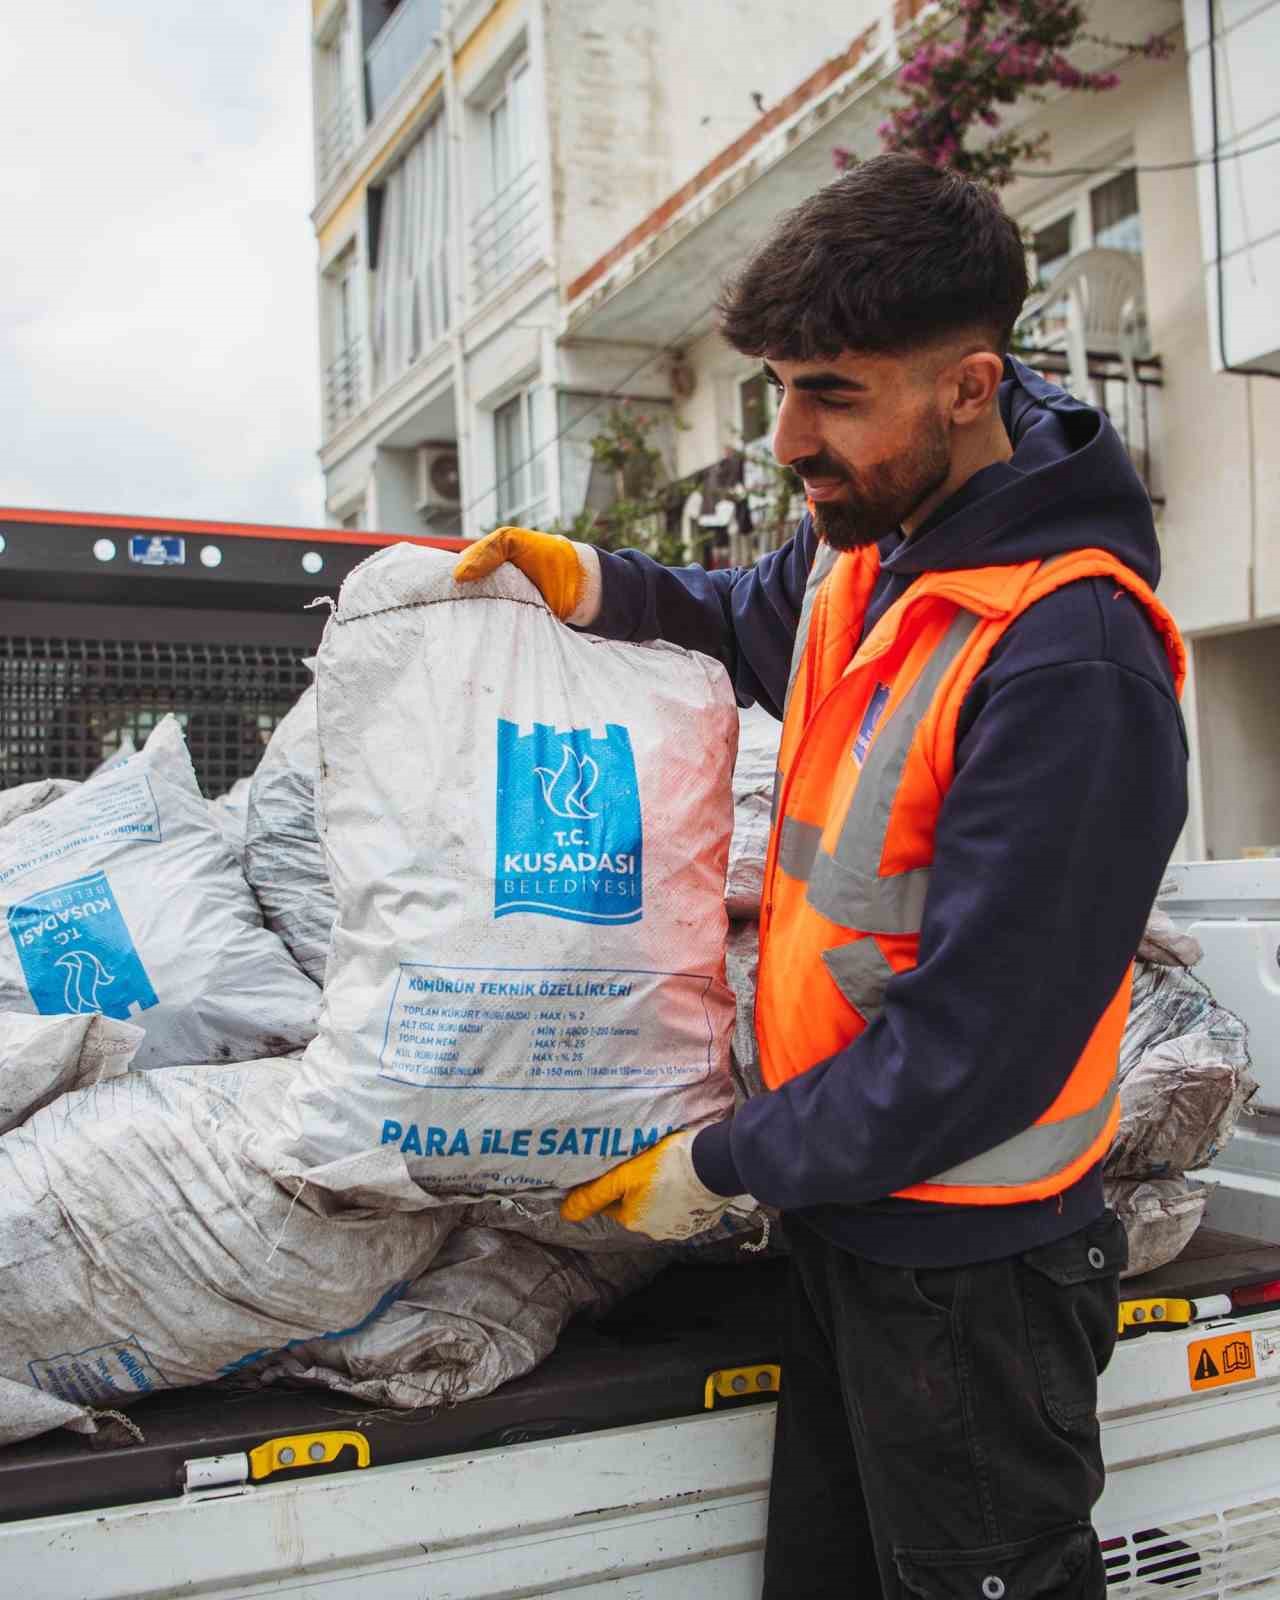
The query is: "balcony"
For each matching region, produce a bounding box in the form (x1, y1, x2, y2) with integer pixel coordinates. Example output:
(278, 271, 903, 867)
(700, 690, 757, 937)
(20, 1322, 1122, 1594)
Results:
(317, 90, 359, 186)
(365, 0, 442, 124)
(324, 341, 363, 435)
(470, 163, 541, 301)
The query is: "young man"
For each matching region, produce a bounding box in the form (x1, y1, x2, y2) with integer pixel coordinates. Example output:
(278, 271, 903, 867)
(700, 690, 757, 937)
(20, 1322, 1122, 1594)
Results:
(456, 153, 1187, 1596)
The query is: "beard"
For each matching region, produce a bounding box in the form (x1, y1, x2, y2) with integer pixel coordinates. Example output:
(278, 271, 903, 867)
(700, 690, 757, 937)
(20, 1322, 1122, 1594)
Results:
(805, 409, 951, 551)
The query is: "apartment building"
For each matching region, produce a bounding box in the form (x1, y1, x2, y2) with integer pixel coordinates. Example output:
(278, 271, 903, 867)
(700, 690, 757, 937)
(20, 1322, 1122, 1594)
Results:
(308, 0, 861, 541)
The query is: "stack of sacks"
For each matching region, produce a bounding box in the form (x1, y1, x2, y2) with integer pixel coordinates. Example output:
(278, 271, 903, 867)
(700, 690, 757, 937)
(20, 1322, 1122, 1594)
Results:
(0, 1010, 671, 1448)
(0, 716, 320, 1069)
(0, 546, 756, 1450)
(0, 1024, 457, 1447)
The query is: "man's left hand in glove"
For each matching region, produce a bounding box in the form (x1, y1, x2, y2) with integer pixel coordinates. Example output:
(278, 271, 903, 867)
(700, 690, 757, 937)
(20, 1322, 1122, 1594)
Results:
(559, 1128, 746, 1241)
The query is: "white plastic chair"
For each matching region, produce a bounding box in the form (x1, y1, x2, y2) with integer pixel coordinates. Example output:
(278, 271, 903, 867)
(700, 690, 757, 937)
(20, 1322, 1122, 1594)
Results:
(1021, 247, 1150, 404)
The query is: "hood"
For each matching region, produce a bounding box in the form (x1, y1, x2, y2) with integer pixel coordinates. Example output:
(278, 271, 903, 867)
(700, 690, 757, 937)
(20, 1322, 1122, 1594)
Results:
(884, 357, 1160, 587)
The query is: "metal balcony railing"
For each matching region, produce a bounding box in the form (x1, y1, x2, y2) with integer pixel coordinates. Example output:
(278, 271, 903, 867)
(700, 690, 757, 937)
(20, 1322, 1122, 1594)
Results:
(317, 91, 359, 185)
(365, 0, 442, 124)
(470, 163, 541, 301)
(323, 342, 363, 434)
(1020, 347, 1164, 506)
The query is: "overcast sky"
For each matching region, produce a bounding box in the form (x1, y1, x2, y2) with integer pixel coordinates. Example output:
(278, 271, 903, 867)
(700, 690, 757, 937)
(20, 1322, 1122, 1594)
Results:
(0, 2, 324, 528)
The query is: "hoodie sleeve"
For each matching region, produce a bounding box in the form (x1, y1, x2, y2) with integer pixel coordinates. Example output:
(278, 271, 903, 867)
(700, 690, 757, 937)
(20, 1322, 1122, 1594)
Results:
(692, 622, 1188, 1208)
(586, 517, 818, 716)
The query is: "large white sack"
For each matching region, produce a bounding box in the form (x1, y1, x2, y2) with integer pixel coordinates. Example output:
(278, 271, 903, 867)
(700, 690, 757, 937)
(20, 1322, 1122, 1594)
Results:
(0, 717, 320, 1070)
(0, 1060, 455, 1447)
(244, 685, 334, 984)
(0, 1010, 142, 1133)
(253, 1224, 666, 1409)
(276, 544, 738, 1197)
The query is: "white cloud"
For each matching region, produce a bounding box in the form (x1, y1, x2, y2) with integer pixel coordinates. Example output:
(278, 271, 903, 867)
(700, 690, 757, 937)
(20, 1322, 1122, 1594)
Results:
(0, 1, 324, 527)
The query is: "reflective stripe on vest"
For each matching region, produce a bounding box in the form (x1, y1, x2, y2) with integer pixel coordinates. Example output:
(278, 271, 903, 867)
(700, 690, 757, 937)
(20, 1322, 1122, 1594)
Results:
(799, 609, 979, 935)
(758, 543, 1185, 1207)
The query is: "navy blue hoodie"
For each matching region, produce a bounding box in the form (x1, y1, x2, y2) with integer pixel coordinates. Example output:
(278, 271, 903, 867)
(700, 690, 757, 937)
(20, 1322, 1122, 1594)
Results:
(588, 360, 1188, 1267)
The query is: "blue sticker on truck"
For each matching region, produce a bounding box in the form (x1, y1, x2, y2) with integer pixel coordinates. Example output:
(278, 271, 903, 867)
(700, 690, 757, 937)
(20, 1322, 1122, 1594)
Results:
(494, 719, 643, 924)
(7, 868, 159, 1020)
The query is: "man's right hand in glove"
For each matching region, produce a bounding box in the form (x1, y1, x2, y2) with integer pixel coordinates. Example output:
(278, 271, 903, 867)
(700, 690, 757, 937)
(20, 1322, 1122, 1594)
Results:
(453, 526, 602, 626)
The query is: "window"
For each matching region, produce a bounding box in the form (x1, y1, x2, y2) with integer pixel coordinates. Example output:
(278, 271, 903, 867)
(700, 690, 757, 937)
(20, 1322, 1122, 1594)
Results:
(1026, 165, 1143, 293)
(370, 114, 450, 395)
(472, 57, 540, 297)
(494, 387, 548, 526)
(489, 60, 531, 198)
(1090, 169, 1141, 254)
(323, 246, 362, 433)
(1030, 213, 1075, 287)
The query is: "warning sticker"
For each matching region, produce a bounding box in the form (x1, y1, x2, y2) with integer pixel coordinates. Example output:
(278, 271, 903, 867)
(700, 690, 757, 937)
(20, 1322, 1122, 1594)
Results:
(1188, 1330, 1257, 1391)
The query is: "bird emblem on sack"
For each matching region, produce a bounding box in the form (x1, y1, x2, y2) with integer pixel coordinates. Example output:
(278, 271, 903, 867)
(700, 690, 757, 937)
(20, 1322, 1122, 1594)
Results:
(55, 949, 117, 1015)
(534, 742, 601, 820)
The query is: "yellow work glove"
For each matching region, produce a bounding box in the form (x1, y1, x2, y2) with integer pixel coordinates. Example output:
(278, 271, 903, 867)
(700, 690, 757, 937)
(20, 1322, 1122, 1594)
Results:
(559, 1129, 738, 1242)
(453, 525, 587, 622)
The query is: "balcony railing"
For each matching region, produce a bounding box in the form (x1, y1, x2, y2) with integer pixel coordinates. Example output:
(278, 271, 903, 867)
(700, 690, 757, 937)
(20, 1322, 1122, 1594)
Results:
(1019, 347, 1164, 506)
(365, 0, 442, 124)
(323, 341, 363, 435)
(317, 91, 359, 185)
(470, 163, 541, 301)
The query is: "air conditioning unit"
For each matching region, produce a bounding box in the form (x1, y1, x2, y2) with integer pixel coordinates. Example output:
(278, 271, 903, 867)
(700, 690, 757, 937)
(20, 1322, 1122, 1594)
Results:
(415, 445, 461, 513)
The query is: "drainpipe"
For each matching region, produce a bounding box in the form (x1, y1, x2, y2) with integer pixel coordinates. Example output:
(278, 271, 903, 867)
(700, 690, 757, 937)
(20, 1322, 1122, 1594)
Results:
(437, 0, 475, 538)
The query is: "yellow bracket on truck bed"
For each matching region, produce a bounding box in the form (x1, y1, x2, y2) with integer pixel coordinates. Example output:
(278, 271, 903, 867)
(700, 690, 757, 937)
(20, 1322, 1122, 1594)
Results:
(249, 1430, 371, 1479)
(704, 1364, 782, 1409)
(1118, 1297, 1193, 1337)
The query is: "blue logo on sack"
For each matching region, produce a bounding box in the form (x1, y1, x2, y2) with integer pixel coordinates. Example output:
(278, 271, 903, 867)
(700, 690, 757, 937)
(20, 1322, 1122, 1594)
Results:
(7, 869, 159, 1020)
(495, 719, 642, 924)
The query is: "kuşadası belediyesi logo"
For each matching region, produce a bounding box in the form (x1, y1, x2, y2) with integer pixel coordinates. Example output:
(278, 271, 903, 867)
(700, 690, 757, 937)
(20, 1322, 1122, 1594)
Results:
(8, 868, 159, 1019)
(494, 719, 642, 924)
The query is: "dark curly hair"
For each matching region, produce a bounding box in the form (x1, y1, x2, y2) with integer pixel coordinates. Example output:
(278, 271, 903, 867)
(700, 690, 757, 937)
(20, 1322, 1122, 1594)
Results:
(716, 153, 1028, 360)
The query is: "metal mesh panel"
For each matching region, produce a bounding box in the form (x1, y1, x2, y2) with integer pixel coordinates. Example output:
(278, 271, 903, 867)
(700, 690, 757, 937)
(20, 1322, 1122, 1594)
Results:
(0, 637, 314, 797)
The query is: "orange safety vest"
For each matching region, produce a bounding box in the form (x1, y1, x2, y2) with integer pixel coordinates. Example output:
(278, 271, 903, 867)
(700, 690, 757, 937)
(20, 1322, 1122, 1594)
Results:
(756, 543, 1186, 1206)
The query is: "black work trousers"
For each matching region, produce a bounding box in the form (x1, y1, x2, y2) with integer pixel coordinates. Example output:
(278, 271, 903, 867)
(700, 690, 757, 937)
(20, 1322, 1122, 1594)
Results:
(762, 1210, 1127, 1599)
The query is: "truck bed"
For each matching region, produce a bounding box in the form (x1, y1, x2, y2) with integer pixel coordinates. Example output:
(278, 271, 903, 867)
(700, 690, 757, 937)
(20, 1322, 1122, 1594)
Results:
(0, 1254, 791, 1524)
(5, 1226, 1280, 1527)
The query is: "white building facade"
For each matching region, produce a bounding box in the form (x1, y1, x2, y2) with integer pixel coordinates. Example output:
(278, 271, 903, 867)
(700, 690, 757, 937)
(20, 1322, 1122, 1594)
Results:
(308, 0, 863, 541)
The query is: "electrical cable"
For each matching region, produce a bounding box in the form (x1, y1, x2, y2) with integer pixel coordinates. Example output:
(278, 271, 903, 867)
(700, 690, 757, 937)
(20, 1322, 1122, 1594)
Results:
(1010, 129, 1280, 179)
